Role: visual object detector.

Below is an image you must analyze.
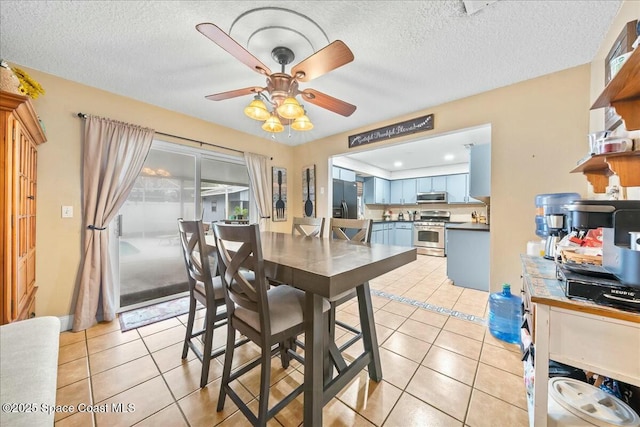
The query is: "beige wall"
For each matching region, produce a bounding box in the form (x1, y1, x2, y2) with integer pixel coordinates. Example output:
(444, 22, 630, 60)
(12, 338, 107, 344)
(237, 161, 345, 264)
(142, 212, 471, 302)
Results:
(28, 68, 295, 320)
(292, 64, 591, 293)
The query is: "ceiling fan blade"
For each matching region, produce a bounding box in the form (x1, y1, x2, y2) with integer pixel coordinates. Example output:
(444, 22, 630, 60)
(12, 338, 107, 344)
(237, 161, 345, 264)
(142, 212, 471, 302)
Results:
(291, 40, 354, 83)
(205, 86, 264, 101)
(299, 89, 356, 117)
(196, 23, 272, 75)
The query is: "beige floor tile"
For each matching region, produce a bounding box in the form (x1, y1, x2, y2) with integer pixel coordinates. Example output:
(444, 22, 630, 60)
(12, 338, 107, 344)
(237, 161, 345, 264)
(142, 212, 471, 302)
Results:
(336, 311, 361, 328)
(385, 392, 463, 427)
(91, 355, 160, 402)
(374, 309, 406, 330)
(322, 397, 376, 426)
(465, 389, 528, 427)
(409, 308, 449, 328)
(57, 357, 90, 388)
(151, 341, 197, 373)
(94, 376, 173, 427)
(142, 324, 187, 353)
(426, 296, 456, 309)
(59, 331, 86, 347)
(54, 378, 92, 422)
(452, 302, 487, 318)
(443, 317, 486, 342)
(163, 357, 224, 399)
(132, 403, 187, 427)
(178, 378, 253, 427)
(473, 363, 528, 410)
(54, 410, 94, 427)
(89, 339, 149, 374)
(396, 318, 441, 343)
(85, 320, 121, 339)
(377, 347, 419, 389)
(402, 288, 435, 301)
(483, 332, 521, 353)
(86, 329, 140, 354)
(136, 316, 183, 337)
(433, 330, 482, 360)
(216, 399, 282, 426)
(336, 371, 402, 426)
(406, 366, 472, 422)
(236, 357, 298, 398)
(58, 341, 88, 365)
(381, 331, 432, 363)
(422, 346, 478, 386)
(480, 343, 524, 376)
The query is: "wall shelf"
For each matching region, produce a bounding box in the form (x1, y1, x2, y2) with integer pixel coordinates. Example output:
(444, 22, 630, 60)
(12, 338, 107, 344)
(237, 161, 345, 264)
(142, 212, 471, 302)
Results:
(570, 152, 640, 193)
(591, 48, 640, 130)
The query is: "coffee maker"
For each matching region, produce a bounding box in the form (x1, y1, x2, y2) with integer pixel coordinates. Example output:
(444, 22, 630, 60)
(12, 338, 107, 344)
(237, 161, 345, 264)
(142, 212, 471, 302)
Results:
(544, 214, 567, 260)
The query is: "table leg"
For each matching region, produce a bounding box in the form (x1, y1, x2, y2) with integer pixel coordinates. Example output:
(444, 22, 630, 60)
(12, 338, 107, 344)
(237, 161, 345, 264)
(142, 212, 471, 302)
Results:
(356, 281, 382, 381)
(303, 291, 324, 426)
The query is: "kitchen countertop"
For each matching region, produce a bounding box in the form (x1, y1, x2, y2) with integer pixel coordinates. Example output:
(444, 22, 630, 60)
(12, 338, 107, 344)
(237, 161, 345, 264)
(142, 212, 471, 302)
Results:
(445, 222, 490, 231)
(371, 219, 416, 223)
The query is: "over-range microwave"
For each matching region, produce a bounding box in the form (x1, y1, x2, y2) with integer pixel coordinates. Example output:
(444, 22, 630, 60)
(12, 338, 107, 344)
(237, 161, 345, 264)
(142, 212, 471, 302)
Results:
(416, 191, 448, 204)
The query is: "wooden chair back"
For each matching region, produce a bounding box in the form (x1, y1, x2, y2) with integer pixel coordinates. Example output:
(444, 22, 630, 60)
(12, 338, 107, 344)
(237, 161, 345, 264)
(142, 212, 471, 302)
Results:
(212, 223, 271, 333)
(329, 218, 373, 243)
(291, 216, 325, 238)
(177, 219, 216, 300)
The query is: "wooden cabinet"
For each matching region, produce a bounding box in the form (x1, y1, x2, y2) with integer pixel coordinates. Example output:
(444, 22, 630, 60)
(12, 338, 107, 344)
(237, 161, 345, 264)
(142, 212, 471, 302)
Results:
(1, 91, 46, 324)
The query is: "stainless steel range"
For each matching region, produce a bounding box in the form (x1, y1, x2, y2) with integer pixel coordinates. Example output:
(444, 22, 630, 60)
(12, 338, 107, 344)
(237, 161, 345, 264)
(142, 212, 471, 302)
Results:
(413, 210, 450, 257)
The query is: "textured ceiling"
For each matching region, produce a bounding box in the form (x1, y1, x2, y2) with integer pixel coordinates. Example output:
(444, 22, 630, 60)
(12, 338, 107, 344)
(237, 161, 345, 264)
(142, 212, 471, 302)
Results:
(0, 1, 621, 147)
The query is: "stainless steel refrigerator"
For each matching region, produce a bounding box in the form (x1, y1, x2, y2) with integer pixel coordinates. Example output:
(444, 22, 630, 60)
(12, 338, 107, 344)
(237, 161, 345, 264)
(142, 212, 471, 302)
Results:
(333, 179, 357, 219)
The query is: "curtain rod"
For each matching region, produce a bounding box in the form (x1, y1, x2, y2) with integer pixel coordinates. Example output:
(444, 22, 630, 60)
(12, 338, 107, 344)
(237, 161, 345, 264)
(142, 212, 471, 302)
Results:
(76, 112, 272, 160)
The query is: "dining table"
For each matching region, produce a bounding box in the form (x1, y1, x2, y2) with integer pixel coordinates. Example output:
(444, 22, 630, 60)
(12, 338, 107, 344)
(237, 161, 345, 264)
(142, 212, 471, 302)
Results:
(206, 231, 416, 426)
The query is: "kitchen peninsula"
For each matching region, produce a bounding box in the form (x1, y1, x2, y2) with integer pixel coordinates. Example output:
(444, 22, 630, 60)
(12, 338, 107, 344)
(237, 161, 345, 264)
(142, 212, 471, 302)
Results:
(446, 222, 490, 291)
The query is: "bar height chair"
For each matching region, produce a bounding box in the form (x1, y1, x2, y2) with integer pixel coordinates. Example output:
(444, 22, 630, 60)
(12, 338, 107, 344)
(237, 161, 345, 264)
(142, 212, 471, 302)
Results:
(213, 223, 328, 426)
(177, 218, 248, 388)
(328, 218, 373, 351)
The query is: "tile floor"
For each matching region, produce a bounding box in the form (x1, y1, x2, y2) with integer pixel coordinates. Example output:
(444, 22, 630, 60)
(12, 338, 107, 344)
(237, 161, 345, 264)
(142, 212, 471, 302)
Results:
(55, 255, 527, 426)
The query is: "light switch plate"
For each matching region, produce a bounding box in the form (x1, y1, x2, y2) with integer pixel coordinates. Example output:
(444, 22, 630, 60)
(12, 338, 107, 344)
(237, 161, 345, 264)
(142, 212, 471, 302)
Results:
(61, 206, 73, 218)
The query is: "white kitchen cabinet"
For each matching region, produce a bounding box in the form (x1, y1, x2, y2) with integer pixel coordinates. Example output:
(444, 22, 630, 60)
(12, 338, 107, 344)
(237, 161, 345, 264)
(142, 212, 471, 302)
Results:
(446, 174, 467, 203)
(332, 166, 356, 182)
(364, 177, 390, 204)
(469, 144, 491, 199)
(417, 176, 446, 193)
(394, 222, 413, 247)
(390, 179, 417, 204)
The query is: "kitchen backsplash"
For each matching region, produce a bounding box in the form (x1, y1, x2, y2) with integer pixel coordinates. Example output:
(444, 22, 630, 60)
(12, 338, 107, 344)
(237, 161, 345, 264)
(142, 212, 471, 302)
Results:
(364, 204, 486, 222)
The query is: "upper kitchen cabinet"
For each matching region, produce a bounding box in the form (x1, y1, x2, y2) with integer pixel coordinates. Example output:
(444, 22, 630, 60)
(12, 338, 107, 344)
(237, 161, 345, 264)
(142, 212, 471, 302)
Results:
(469, 144, 491, 203)
(417, 176, 446, 193)
(332, 166, 356, 182)
(446, 174, 467, 203)
(390, 178, 417, 204)
(364, 176, 390, 204)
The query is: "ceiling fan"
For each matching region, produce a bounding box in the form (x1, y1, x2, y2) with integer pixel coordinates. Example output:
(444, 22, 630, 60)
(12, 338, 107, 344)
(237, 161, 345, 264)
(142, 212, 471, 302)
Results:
(196, 23, 357, 132)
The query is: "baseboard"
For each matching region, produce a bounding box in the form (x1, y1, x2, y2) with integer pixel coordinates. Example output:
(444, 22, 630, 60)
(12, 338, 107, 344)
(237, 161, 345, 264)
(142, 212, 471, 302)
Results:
(58, 315, 74, 332)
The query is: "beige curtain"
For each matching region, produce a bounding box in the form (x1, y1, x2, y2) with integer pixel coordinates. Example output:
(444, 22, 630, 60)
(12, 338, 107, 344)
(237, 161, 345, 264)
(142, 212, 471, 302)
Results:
(244, 152, 271, 231)
(72, 116, 154, 331)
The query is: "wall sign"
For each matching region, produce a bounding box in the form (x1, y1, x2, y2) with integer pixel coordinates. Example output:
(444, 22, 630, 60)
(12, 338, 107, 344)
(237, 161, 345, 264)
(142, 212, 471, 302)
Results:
(348, 114, 434, 148)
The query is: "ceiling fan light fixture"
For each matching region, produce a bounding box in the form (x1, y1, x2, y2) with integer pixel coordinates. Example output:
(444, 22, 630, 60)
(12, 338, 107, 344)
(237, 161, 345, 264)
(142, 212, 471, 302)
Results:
(276, 97, 304, 119)
(262, 114, 284, 133)
(244, 97, 271, 121)
(291, 114, 314, 131)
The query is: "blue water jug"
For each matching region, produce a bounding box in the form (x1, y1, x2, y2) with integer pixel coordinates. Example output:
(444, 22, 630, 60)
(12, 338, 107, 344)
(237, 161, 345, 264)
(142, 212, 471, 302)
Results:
(488, 284, 522, 344)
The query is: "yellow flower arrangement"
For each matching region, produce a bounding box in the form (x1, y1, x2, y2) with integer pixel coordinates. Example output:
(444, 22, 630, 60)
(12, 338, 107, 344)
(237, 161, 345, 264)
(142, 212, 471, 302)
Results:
(12, 66, 45, 99)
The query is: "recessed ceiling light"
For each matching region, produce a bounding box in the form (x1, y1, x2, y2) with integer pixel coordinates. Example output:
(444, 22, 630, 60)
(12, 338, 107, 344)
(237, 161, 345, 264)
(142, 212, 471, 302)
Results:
(393, 161, 402, 167)
(444, 154, 455, 161)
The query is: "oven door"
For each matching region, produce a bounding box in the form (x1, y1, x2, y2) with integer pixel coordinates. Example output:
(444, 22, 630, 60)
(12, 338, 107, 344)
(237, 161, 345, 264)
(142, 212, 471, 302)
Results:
(413, 225, 445, 256)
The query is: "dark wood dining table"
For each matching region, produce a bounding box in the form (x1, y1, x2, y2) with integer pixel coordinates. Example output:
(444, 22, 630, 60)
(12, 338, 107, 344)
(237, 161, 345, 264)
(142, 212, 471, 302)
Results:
(207, 231, 416, 426)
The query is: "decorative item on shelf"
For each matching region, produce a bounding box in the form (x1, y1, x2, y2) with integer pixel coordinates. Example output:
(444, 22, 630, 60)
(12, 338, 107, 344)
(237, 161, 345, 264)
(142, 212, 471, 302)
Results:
(10, 64, 45, 99)
(0, 60, 21, 95)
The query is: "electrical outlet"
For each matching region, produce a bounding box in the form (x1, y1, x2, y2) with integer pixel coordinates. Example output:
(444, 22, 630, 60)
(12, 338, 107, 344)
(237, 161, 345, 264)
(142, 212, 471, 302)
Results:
(61, 206, 73, 218)
(320, 187, 324, 195)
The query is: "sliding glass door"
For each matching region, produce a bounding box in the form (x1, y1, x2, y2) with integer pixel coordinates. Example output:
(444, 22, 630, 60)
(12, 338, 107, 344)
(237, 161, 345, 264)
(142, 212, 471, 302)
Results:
(114, 141, 250, 310)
